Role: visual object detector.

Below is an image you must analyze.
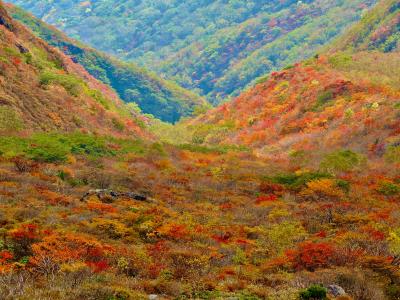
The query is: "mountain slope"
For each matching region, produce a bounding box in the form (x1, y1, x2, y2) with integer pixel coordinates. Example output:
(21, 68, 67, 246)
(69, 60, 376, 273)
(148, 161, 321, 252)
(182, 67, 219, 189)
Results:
(5, 4, 207, 123)
(329, 0, 399, 52)
(0, 2, 147, 137)
(7, 0, 377, 104)
(187, 0, 400, 163)
(0, 1, 400, 299)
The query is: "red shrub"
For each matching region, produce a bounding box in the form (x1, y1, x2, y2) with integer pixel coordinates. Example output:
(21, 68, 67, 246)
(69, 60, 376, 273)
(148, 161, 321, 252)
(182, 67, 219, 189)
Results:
(256, 194, 278, 204)
(10, 224, 39, 241)
(86, 259, 110, 273)
(285, 241, 335, 271)
(0, 250, 13, 264)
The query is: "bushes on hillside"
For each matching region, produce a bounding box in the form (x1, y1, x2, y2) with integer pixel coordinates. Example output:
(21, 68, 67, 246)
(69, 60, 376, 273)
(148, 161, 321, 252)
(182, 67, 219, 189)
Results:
(320, 150, 366, 174)
(40, 71, 82, 96)
(299, 285, 327, 300)
(0, 133, 147, 163)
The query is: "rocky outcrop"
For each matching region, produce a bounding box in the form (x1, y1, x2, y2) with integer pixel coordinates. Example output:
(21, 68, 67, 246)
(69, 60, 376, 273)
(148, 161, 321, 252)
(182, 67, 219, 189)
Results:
(0, 3, 14, 31)
(327, 285, 347, 297)
(80, 189, 153, 203)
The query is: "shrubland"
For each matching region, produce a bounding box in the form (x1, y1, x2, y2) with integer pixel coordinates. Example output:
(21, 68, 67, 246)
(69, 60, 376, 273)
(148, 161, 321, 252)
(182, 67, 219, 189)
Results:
(0, 0, 399, 299)
(0, 128, 398, 299)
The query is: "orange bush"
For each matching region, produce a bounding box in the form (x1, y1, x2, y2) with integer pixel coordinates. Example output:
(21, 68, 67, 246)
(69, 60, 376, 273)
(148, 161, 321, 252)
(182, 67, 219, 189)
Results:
(285, 241, 336, 271)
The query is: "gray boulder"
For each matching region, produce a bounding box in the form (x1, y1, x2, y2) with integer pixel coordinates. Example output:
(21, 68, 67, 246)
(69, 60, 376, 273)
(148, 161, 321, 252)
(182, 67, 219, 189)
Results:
(327, 284, 346, 297)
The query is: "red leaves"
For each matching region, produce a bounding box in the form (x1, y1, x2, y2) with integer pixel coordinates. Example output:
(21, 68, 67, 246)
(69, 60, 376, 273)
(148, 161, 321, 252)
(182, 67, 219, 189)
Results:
(235, 238, 252, 246)
(147, 241, 169, 258)
(217, 267, 236, 280)
(158, 223, 188, 240)
(12, 57, 21, 66)
(87, 201, 118, 214)
(86, 260, 110, 273)
(30, 232, 113, 266)
(148, 263, 166, 278)
(166, 224, 188, 239)
(259, 182, 284, 195)
(219, 202, 234, 210)
(212, 232, 232, 244)
(285, 241, 335, 271)
(0, 250, 14, 272)
(315, 231, 327, 238)
(362, 226, 386, 241)
(36, 187, 73, 206)
(0, 250, 13, 264)
(256, 194, 278, 204)
(10, 224, 39, 241)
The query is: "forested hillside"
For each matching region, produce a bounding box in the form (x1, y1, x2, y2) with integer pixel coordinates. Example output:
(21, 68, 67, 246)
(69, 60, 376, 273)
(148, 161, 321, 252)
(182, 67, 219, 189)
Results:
(7, 0, 377, 104)
(329, 0, 399, 52)
(0, 3, 147, 137)
(0, 1, 400, 299)
(4, 4, 207, 123)
(187, 0, 400, 153)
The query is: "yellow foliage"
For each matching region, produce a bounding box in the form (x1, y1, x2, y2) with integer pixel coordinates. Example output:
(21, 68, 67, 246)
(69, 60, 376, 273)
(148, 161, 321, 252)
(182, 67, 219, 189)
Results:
(268, 207, 290, 222)
(388, 228, 400, 256)
(265, 221, 307, 256)
(301, 178, 344, 200)
(66, 155, 77, 164)
(60, 261, 88, 273)
(91, 218, 133, 239)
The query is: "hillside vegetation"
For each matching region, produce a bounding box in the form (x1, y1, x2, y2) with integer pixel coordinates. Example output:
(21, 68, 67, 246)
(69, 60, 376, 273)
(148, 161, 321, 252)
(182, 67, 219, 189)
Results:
(0, 1, 399, 300)
(0, 3, 147, 137)
(8, 0, 377, 104)
(329, 0, 399, 52)
(187, 0, 400, 159)
(5, 4, 207, 123)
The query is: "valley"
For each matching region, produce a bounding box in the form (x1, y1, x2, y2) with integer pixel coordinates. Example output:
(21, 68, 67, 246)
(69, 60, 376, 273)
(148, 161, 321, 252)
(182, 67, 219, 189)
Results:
(0, 0, 399, 299)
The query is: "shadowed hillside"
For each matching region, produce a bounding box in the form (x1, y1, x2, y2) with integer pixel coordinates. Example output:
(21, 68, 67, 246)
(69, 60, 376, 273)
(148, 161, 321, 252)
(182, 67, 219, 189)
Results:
(5, 3, 208, 123)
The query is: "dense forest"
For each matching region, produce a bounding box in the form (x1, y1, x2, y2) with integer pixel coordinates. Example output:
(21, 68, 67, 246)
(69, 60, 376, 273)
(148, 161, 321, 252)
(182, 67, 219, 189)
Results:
(4, 4, 207, 123)
(0, 0, 399, 299)
(8, 0, 377, 104)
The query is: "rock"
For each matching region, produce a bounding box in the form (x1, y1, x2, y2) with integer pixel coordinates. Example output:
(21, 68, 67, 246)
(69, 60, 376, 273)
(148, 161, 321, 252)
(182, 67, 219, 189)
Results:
(0, 7, 14, 32)
(80, 189, 153, 203)
(327, 284, 346, 297)
(148, 295, 158, 300)
(16, 43, 29, 54)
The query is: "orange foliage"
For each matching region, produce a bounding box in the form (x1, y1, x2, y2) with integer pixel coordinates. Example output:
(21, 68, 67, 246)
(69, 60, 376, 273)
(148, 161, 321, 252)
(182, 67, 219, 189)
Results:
(286, 241, 336, 271)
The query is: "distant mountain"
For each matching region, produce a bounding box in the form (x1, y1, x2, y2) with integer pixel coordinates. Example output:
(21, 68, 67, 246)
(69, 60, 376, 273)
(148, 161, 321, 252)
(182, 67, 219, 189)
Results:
(7, 0, 377, 104)
(0, 2, 148, 137)
(5, 4, 207, 123)
(187, 0, 400, 161)
(329, 0, 399, 52)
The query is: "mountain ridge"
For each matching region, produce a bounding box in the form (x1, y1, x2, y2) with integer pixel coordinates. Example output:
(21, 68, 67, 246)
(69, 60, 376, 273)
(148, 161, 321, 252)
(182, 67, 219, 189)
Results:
(0, 1, 147, 137)
(7, 0, 378, 104)
(186, 0, 400, 162)
(5, 3, 207, 123)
